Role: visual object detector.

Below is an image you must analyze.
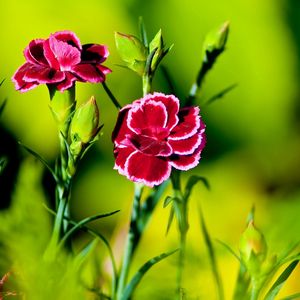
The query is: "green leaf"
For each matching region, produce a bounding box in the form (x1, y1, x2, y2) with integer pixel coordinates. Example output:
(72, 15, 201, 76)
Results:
(59, 210, 120, 248)
(184, 175, 210, 200)
(165, 206, 175, 235)
(0, 157, 7, 175)
(138, 16, 148, 47)
(74, 238, 98, 268)
(0, 78, 5, 87)
(216, 239, 241, 262)
(205, 83, 238, 105)
(0, 98, 7, 117)
(264, 259, 299, 300)
(122, 249, 178, 300)
(280, 293, 300, 300)
(19, 142, 59, 183)
(160, 65, 176, 94)
(163, 196, 173, 208)
(200, 209, 224, 300)
(102, 82, 122, 110)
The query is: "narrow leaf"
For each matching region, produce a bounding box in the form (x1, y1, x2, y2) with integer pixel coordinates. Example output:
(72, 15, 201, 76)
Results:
(145, 47, 158, 75)
(200, 209, 224, 300)
(160, 65, 176, 95)
(0, 99, 7, 117)
(165, 206, 175, 235)
(0, 78, 5, 87)
(216, 239, 241, 262)
(264, 260, 299, 300)
(205, 83, 237, 105)
(102, 82, 122, 110)
(59, 210, 120, 248)
(122, 249, 178, 300)
(185, 175, 210, 200)
(280, 293, 300, 300)
(0, 157, 7, 175)
(138, 16, 148, 47)
(74, 238, 98, 268)
(19, 142, 59, 182)
(163, 196, 173, 208)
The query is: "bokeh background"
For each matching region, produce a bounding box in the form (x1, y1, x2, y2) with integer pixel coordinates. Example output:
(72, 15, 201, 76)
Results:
(1, 0, 300, 299)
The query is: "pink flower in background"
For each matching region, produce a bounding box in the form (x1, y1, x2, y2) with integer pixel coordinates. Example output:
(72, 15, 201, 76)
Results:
(112, 93, 206, 187)
(12, 31, 111, 92)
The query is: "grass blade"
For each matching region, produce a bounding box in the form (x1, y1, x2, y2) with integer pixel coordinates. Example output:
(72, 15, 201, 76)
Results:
(200, 209, 224, 300)
(205, 83, 238, 105)
(264, 259, 299, 300)
(138, 16, 148, 47)
(122, 249, 178, 300)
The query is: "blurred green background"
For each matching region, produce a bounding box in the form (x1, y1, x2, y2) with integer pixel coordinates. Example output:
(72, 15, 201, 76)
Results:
(1, 0, 300, 299)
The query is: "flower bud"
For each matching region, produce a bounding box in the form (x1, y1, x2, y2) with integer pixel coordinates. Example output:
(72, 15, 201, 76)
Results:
(49, 86, 76, 135)
(115, 32, 147, 75)
(149, 29, 164, 71)
(70, 96, 100, 156)
(203, 21, 229, 55)
(239, 220, 267, 274)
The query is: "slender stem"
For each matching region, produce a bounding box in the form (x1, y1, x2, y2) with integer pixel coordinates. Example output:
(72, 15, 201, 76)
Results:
(142, 74, 152, 96)
(102, 82, 122, 110)
(115, 183, 143, 300)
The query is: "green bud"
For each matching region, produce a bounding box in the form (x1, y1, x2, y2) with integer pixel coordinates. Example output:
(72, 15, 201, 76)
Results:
(49, 85, 76, 135)
(115, 32, 147, 75)
(149, 29, 163, 71)
(202, 21, 229, 55)
(70, 96, 100, 156)
(239, 220, 267, 274)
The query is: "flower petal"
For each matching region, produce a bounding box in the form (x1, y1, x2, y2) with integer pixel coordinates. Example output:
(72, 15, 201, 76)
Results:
(112, 106, 132, 146)
(144, 93, 179, 130)
(47, 35, 81, 71)
(125, 151, 171, 187)
(23, 64, 65, 84)
(12, 62, 32, 90)
(128, 100, 168, 134)
(96, 65, 112, 75)
(169, 107, 201, 140)
(56, 72, 77, 91)
(168, 132, 203, 155)
(53, 30, 82, 50)
(81, 44, 109, 63)
(113, 145, 136, 175)
(24, 39, 48, 65)
(72, 64, 105, 83)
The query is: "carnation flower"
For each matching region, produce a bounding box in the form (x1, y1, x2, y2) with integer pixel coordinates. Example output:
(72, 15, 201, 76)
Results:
(12, 30, 111, 92)
(112, 93, 206, 187)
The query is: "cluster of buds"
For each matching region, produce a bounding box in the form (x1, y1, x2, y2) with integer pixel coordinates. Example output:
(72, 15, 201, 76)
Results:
(115, 29, 172, 77)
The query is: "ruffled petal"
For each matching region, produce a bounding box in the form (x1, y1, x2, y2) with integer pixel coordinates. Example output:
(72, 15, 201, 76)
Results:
(168, 132, 203, 155)
(146, 92, 179, 130)
(96, 65, 112, 75)
(169, 107, 201, 140)
(128, 100, 168, 134)
(53, 30, 82, 50)
(47, 35, 81, 71)
(125, 151, 171, 187)
(72, 64, 105, 83)
(169, 148, 202, 171)
(81, 44, 109, 63)
(23, 64, 65, 84)
(112, 106, 132, 146)
(113, 145, 136, 175)
(56, 72, 77, 91)
(24, 39, 48, 65)
(12, 62, 32, 90)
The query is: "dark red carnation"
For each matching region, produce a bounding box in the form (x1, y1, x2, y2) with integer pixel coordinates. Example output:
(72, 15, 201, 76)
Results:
(112, 93, 206, 187)
(12, 31, 111, 92)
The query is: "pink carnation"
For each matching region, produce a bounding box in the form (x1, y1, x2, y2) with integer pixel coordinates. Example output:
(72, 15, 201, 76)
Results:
(12, 31, 111, 92)
(112, 93, 206, 187)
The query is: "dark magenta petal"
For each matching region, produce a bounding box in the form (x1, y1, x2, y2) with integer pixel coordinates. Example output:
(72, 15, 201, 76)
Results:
(96, 65, 112, 75)
(81, 44, 109, 63)
(72, 64, 105, 83)
(24, 39, 48, 65)
(169, 107, 201, 140)
(23, 65, 65, 84)
(128, 100, 168, 134)
(125, 151, 172, 187)
(168, 132, 203, 155)
(48, 35, 81, 71)
(112, 106, 132, 146)
(113, 145, 136, 176)
(43, 39, 60, 69)
(12, 62, 32, 90)
(53, 30, 82, 50)
(169, 148, 202, 171)
(56, 72, 77, 91)
(129, 134, 172, 156)
(144, 93, 179, 130)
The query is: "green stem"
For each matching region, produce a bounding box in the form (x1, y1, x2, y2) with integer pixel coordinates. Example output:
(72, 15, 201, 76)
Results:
(115, 183, 143, 300)
(142, 74, 152, 96)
